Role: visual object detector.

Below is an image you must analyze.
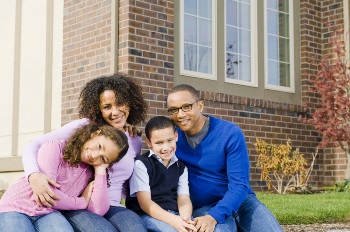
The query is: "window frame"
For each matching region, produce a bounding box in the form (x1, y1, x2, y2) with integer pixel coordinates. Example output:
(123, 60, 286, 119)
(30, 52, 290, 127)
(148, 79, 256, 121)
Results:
(224, 0, 258, 87)
(264, 0, 295, 93)
(179, 0, 217, 80)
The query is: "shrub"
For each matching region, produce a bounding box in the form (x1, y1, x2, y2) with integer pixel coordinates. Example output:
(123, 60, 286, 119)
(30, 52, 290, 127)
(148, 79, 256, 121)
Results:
(254, 138, 318, 194)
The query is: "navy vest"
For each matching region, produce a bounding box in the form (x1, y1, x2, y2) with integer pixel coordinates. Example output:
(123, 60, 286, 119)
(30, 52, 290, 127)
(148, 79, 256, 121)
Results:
(126, 152, 185, 215)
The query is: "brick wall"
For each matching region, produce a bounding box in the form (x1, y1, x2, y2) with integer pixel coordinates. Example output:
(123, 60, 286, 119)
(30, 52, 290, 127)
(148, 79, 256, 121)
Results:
(62, 0, 113, 125)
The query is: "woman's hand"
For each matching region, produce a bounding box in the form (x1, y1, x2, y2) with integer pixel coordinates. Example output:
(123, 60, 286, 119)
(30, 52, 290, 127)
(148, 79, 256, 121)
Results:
(81, 181, 94, 206)
(28, 172, 60, 208)
(123, 124, 142, 137)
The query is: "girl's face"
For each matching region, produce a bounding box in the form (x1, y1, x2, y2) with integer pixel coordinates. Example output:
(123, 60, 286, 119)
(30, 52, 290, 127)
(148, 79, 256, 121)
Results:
(99, 90, 130, 130)
(81, 134, 120, 166)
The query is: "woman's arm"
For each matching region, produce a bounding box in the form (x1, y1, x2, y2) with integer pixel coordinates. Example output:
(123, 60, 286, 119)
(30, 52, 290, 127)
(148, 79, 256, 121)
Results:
(22, 118, 89, 208)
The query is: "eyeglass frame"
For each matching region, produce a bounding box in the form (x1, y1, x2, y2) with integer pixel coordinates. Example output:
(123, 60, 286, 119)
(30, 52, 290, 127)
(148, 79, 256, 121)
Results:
(167, 100, 198, 115)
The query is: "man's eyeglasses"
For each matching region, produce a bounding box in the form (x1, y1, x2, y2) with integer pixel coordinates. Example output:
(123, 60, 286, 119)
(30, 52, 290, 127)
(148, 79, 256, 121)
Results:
(167, 101, 198, 115)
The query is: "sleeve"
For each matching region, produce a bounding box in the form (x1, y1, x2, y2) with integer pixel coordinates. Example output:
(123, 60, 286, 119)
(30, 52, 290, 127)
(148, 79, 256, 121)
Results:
(22, 118, 90, 178)
(37, 140, 87, 211)
(208, 126, 251, 223)
(177, 166, 189, 195)
(129, 160, 150, 196)
(87, 174, 110, 215)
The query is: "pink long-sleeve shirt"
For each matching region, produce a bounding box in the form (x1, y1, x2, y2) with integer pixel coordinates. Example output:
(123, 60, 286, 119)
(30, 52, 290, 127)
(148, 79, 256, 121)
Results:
(0, 140, 109, 216)
(22, 118, 142, 207)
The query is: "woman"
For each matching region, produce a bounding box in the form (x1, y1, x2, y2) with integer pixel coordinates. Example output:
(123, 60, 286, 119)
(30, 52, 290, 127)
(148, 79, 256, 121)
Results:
(22, 74, 148, 231)
(0, 123, 129, 232)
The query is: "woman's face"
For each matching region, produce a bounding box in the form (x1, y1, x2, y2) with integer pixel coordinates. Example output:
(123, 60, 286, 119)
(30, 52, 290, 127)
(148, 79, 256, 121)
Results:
(99, 90, 130, 130)
(81, 134, 120, 166)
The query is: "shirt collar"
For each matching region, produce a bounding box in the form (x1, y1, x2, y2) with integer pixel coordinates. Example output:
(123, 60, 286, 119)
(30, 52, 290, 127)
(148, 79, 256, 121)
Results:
(148, 149, 178, 167)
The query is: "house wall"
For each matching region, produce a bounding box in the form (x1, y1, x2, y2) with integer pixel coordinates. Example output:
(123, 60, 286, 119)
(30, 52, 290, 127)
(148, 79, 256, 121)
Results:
(59, 0, 347, 190)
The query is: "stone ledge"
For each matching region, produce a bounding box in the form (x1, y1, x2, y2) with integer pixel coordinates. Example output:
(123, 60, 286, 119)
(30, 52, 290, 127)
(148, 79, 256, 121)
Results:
(0, 156, 23, 172)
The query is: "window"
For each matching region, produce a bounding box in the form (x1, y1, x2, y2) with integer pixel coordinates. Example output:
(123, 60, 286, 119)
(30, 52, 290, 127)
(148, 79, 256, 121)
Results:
(178, 0, 299, 103)
(265, 0, 294, 92)
(180, 0, 216, 79)
(225, 0, 257, 86)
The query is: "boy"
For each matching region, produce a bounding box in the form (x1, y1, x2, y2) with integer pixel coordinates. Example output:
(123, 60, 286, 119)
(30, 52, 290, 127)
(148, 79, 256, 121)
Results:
(126, 116, 196, 232)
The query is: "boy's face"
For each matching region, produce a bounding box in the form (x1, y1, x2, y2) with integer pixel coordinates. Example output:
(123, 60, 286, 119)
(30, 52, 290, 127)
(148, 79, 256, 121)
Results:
(145, 127, 178, 166)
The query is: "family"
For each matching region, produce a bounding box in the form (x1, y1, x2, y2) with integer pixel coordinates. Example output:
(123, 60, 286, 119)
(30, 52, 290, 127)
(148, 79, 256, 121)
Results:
(0, 74, 283, 232)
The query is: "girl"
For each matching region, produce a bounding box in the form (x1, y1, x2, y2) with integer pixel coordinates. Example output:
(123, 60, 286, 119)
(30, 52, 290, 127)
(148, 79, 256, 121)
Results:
(0, 123, 129, 232)
(22, 74, 148, 231)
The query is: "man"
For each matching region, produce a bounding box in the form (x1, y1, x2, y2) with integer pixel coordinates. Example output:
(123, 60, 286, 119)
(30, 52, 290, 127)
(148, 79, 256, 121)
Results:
(166, 84, 282, 232)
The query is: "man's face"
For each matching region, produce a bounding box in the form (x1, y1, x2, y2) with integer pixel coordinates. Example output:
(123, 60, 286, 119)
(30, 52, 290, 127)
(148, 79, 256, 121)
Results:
(167, 90, 204, 136)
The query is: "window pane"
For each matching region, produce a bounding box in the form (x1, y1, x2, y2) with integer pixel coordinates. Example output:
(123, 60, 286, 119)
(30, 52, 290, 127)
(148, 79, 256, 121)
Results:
(226, 53, 238, 79)
(184, 43, 197, 71)
(239, 56, 251, 81)
(267, 0, 277, 10)
(184, 0, 197, 15)
(199, 0, 211, 18)
(226, 0, 237, 26)
(198, 46, 212, 74)
(184, 15, 197, 43)
(226, 26, 238, 53)
(279, 37, 290, 62)
(199, 18, 212, 46)
(268, 60, 278, 85)
(279, 62, 290, 87)
(226, 0, 251, 82)
(278, 12, 289, 37)
(268, 35, 278, 60)
(240, 29, 250, 55)
(267, 10, 278, 35)
(239, 2, 250, 29)
(267, 0, 291, 88)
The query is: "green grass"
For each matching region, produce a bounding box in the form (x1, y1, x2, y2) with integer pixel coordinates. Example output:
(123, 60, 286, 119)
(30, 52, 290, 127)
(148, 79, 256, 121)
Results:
(256, 192, 350, 225)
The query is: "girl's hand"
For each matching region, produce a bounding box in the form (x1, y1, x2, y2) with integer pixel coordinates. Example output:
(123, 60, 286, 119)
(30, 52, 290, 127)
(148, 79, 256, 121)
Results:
(28, 172, 60, 208)
(81, 181, 94, 206)
(93, 163, 109, 175)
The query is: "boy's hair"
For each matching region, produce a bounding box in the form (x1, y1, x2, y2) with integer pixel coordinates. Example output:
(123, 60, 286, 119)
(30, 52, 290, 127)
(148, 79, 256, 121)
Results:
(63, 123, 129, 166)
(79, 73, 148, 126)
(166, 84, 200, 101)
(145, 116, 175, 140)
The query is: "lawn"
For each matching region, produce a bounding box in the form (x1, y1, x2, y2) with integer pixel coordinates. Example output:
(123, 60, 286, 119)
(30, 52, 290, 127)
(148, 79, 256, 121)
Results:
(256, 192, 350, 225)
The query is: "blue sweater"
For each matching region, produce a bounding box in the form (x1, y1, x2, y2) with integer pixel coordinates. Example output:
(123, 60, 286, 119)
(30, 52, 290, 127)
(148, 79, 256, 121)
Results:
(175, 116, 254, 223)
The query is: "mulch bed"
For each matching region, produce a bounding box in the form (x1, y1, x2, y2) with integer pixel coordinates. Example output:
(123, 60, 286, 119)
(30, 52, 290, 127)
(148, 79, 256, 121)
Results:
(282, 221, 350, 232)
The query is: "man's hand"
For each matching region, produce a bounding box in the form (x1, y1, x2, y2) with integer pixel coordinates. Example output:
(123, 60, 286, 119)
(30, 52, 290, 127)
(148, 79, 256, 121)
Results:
(81, 181, 94, 206)
(28, 172, 60, 208)
(194, 215, 217, 232)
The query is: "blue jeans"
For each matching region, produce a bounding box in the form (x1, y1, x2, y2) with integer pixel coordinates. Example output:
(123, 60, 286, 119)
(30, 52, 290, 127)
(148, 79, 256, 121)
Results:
(193, 194, 283, 232)
(0, 211, 74, 232)
(141, 210, 179, 232)
(62, 206, 147, 232)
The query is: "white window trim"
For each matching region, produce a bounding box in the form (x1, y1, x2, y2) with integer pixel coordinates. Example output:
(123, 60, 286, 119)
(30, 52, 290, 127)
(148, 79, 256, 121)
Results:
(180, 0, 217, 80)
(264, 0, 295, 93)
(224, 0, 258, 87)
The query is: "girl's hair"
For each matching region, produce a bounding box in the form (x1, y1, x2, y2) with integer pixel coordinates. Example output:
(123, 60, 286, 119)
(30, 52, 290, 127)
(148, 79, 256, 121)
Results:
(145, 116, 175, 140)
(63, 123, 129, 166)
(79, 73, 148, 126)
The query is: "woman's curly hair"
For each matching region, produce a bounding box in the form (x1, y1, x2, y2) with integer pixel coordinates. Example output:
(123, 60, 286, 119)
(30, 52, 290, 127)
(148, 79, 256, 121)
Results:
(79, 74, 148, 126)
(63, 123, 129, 167)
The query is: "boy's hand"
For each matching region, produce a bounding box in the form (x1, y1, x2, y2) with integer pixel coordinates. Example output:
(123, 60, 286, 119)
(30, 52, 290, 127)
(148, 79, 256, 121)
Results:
(169, 215, 197, 232)
(194, 215, 217, 232)
(28, 172, 60, 208)
(81, 181, 94, 206)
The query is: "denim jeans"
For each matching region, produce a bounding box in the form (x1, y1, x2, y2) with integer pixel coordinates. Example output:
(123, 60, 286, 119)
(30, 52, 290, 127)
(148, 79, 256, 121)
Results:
(141, 210, 179, 232)
(0, 211, 74, 232)
(62, 206, 147, 232)
(193, 194, 283, 232)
